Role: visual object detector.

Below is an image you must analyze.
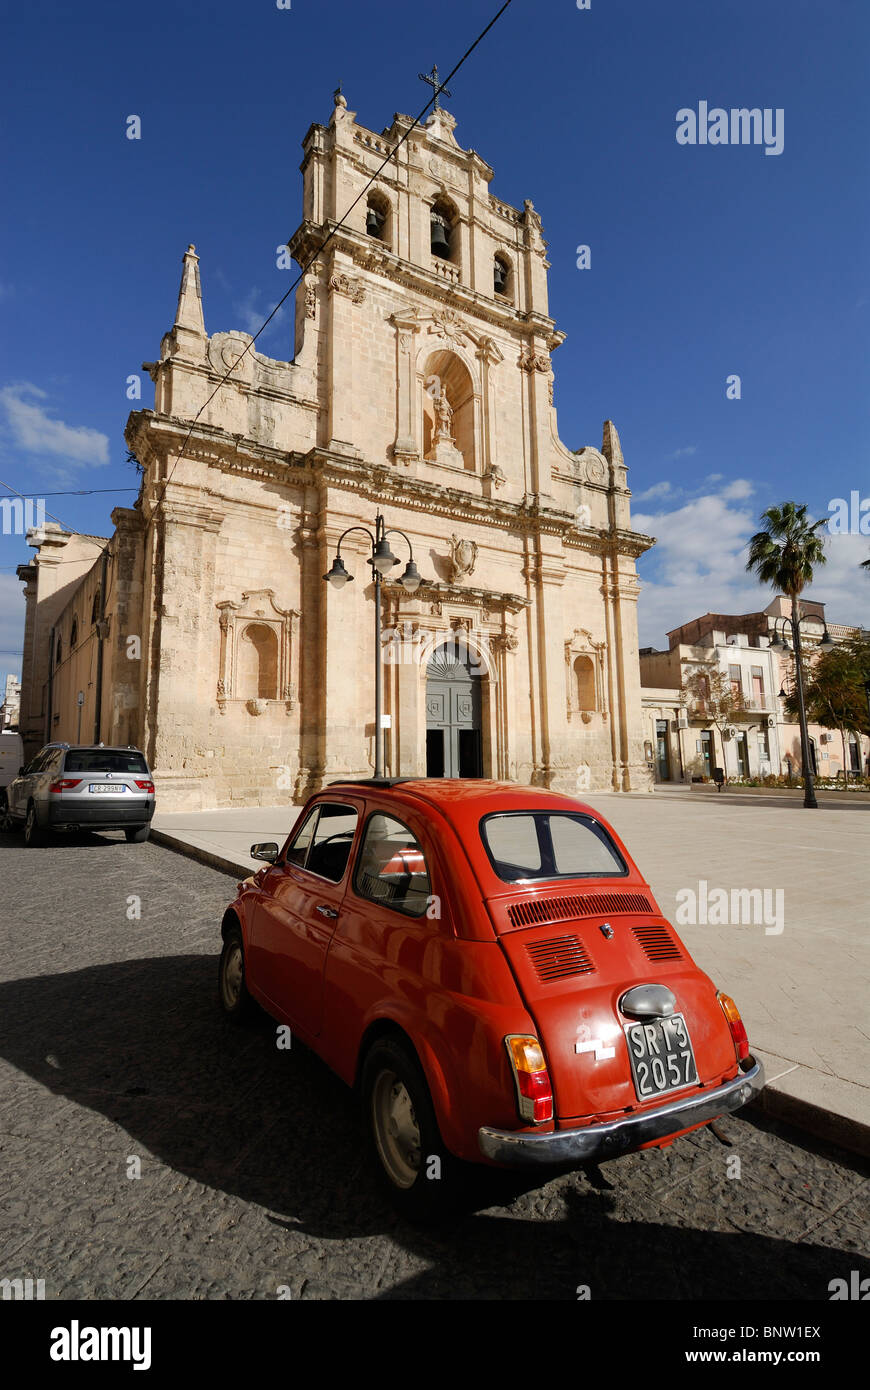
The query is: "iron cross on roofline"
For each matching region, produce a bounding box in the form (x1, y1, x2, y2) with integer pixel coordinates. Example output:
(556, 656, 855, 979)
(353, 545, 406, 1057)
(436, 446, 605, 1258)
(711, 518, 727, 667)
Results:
(419, 64, 452, 112)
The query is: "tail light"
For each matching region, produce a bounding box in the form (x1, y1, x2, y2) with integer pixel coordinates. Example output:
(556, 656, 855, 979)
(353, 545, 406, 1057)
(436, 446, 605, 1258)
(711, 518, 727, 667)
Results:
(505, 1036, 553, 1124)
(49, 779, 82, 793)
(717, 992, 749, 1061)
(134, 780, 155, 793)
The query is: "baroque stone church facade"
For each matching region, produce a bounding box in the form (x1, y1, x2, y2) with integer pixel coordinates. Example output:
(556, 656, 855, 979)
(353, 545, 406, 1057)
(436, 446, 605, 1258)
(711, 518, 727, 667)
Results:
(20, 93, 654, 810)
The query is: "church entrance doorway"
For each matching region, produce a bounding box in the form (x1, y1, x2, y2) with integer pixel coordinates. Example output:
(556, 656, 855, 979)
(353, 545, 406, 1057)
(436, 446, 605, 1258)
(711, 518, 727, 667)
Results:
(425, 641, 483, 778)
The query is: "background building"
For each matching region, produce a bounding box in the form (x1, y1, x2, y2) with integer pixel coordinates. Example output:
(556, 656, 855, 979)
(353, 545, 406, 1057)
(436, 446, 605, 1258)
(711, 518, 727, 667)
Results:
(0, 674, 21, 730)
(17, 93, 654, 808)
(640, 598, 868, 783)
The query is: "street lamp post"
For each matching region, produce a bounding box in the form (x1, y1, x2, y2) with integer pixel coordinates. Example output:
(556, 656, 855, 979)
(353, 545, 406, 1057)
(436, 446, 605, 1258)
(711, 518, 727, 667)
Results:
(322, 512, 424, 780)
(770, 611, 833, 809)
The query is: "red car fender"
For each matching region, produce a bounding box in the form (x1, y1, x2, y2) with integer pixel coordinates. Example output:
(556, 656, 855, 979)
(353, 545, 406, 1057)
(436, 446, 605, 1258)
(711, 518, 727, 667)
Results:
(352, 994, 544, 1163)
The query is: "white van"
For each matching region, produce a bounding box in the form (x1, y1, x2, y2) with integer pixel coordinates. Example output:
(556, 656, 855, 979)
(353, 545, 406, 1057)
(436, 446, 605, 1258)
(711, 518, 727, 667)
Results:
(0, 730, 24, 798)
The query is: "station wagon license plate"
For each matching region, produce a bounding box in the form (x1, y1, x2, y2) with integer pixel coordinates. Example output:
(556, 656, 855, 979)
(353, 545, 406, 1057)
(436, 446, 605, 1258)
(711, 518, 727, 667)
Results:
(89, 784, 125, 793)
(625, 1013, 698, 1100)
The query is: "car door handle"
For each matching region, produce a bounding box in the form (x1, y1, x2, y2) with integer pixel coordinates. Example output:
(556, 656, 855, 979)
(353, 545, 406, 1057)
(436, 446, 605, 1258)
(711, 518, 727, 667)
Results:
(315, 904, 339, 919)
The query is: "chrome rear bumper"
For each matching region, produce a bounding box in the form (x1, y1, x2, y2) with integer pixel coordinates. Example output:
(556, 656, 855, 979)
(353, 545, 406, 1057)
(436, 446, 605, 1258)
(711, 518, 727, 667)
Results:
(478, 1056, 765, 1167)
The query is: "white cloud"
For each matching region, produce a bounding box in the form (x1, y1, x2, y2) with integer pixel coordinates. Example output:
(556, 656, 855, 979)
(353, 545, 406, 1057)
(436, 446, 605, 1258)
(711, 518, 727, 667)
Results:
(634, 480, 674, 502)
(670, 445, 697, 460)
(635, 485, 870, 647)
(0, 383, 109, 466)
(720, 478, 754, 500)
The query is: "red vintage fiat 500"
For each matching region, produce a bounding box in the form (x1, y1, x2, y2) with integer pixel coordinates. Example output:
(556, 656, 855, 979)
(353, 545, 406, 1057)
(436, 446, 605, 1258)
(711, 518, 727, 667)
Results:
(218, 780, 764, 1218)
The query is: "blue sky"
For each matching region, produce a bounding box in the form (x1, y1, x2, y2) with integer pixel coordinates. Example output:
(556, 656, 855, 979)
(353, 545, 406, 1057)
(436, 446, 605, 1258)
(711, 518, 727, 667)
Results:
(1, 0, 868, 692)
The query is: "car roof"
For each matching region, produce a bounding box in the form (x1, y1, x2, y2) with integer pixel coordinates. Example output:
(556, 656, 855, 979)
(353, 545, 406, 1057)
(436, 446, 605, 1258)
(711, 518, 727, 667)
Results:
(62, 744, 146, 753)
(326, 778, 598, 818)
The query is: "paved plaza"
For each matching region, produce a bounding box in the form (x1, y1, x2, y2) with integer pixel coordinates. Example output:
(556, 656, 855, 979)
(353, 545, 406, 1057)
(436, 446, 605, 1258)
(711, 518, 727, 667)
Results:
(0, 827, 867, 1299)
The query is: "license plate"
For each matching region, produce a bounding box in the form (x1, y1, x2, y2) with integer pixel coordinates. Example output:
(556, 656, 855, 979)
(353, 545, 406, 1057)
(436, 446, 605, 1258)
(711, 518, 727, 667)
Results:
(89, 784, 125, 793)
(625, 1013, 698, 1100)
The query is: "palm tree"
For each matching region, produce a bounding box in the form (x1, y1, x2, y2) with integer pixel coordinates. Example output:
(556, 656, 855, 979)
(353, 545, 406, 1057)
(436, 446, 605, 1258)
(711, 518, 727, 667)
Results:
(746, 502, 827, 807)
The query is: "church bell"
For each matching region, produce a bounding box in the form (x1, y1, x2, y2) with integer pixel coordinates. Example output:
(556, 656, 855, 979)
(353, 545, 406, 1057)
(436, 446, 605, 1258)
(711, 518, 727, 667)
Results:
(493, 258, 508, 294)
(366, 206, 385, 239)
(430, 214, 451, 259)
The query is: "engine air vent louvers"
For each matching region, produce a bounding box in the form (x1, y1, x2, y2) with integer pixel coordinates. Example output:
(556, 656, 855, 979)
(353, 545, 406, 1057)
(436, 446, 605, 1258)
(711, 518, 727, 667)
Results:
(525, 934, 596, 984)
(631, 923, 682, 962)
(508, 891, 653, 930)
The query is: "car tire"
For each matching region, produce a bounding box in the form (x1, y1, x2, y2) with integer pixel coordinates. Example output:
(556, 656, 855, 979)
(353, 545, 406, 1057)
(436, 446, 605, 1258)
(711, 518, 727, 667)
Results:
(23, 802, 44, 847)
(125, 826, 150, 843)
(218, 926, 255, 1023)
(361, 1036, 459, 1223)
(0, 792, 14, 833)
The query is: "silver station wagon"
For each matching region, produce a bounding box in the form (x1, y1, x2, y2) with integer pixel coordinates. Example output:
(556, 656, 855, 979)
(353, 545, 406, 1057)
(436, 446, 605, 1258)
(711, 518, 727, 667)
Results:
(1, 743, 156, 845)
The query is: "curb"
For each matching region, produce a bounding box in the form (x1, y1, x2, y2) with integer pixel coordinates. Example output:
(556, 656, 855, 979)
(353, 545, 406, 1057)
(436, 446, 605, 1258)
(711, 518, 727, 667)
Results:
(750, 1086, 870, 1162)
(150, 829, 870, 1164)
(149, 827, 251, 879)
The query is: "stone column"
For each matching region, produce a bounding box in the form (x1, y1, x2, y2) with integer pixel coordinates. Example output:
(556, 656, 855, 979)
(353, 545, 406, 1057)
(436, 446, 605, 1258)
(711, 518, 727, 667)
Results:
(390, 314, 421, 465)
(147, 500, 224, 790)
(325, 259, 359, 449)
(107, 507, 146, 748)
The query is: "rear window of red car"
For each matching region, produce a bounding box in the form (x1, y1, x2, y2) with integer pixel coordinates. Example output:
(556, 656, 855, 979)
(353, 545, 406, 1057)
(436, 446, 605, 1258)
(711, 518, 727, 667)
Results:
(480, 811, 627, 883)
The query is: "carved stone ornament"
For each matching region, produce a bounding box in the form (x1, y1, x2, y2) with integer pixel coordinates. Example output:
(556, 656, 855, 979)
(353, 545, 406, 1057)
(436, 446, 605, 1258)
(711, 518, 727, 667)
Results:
(447, 534, 478, 582)
(305, 283, 317, 319)
(484, 464, 506, 489)
(247, 699, 267, 717)
(519, 347, 551, 374)
(329, 272, 366, 304)
(586, 454, 607, 484)
(431, 309, 465, 344)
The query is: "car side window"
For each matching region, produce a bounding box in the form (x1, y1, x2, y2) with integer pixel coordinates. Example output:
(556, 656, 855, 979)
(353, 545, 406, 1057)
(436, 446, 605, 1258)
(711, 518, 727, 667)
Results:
(284, 802, 358, 883)
(284, 808, 319, 868)
(354, 813, 432, 918)
(304, 803, 358, 882)
(25, 750, 50, 776)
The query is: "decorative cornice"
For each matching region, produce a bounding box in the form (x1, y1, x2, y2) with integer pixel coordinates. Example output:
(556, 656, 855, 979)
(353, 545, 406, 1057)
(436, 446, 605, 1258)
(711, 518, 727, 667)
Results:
(383, 579, 530, 615)
(286, 220, 561, 341)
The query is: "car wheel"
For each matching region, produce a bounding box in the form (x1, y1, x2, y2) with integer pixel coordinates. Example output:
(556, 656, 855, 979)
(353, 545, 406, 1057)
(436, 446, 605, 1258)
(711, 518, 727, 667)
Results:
(218, 926, 255, 1022)
(361, 1036, 457, 1223)
(125, 826, 150, 843)
(23, 802, 44, 847)
(0, 793, 14, 833)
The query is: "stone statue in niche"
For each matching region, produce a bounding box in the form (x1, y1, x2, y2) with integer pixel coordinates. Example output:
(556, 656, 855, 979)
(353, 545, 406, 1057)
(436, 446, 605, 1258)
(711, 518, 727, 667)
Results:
(434, 390, 455, 442)
(426, 383, 464, 469)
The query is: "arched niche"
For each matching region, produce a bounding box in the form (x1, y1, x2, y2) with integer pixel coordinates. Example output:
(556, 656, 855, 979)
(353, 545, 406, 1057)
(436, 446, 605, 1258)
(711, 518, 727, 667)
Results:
(565, 628, 607, 722)
(215, 590, 300, 715)
(237, 623, 279, 700)
(573, 655, 595, 712)
(421, 348, 476, 472)
(366, 188, 391, 247)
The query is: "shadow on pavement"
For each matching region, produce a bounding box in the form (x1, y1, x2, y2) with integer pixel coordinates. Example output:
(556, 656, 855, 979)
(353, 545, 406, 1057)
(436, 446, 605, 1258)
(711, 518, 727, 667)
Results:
(0, 955, 866, 1300)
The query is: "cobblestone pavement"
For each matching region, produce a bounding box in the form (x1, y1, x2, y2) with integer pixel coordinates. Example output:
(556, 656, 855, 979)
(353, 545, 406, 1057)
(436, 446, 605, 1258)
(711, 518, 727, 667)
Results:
(0, 830, 867, 1301)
